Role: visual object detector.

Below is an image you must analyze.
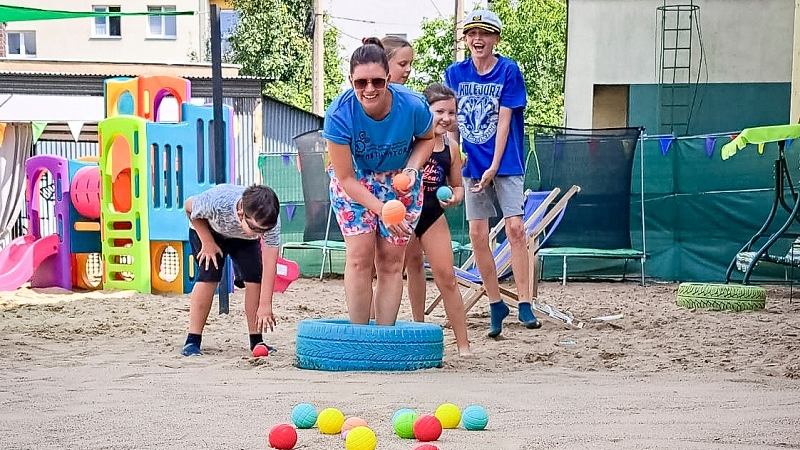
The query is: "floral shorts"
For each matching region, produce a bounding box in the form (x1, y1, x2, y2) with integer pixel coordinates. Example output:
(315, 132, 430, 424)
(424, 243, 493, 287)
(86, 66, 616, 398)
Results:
(328, 167, 424, 246)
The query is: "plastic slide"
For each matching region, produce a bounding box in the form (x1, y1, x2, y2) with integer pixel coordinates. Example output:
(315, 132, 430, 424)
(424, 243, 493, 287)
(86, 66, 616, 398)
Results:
(0, 234, 61, 292)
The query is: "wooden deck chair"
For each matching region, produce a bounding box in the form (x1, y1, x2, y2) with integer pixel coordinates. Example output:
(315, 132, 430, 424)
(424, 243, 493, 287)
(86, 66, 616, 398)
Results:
(425, 186, 581, 326)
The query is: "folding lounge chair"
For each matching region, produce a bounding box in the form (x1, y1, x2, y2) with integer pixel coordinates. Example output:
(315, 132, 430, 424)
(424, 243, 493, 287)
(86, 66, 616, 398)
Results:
(426, 186, 582, 326)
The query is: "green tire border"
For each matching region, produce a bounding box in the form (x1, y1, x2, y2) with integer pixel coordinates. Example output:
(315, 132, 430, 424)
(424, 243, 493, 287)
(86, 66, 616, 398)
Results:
(676, 283, 766, 311)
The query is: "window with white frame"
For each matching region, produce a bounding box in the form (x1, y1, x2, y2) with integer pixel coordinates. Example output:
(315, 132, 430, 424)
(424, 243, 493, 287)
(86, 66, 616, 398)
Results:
(93, 6, 122, 37)
(147, 5, 177, 39)
(220, 9, 239, 54)
(6, 31, 37, 57)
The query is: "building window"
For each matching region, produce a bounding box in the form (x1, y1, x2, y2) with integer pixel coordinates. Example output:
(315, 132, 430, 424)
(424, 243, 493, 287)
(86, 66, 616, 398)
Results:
(6, 31, 36, 57)
(147, 5, 177, 39)
(220, 9, 239, 55)
(93, 6, 122, 37)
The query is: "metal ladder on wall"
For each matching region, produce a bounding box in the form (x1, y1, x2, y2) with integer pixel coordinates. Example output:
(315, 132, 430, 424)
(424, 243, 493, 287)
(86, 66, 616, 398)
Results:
(657, 1, 699, 135)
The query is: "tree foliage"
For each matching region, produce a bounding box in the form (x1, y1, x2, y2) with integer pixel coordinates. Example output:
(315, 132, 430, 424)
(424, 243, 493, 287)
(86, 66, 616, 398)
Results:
(409, 0, 566, 126)
(227, 0, 344, 111)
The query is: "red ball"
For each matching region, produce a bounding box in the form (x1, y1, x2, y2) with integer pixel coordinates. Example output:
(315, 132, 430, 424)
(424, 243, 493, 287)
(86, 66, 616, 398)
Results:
(252, 344, 269, 358)
(414, 444, 440, 450)
(268, 423, 297, 449)
(413, 414, 442, 442)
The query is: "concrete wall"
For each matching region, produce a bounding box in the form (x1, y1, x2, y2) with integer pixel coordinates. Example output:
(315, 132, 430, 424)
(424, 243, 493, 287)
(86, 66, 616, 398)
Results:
(565, 0, 795, 130)
(4, 0, 206, 63)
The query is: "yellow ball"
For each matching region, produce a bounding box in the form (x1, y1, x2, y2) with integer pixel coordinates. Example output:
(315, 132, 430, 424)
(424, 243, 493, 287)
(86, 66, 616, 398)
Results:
(434, 403, 462, 429)
(345, 426, 377, 450)
(317, 408, 345, 434)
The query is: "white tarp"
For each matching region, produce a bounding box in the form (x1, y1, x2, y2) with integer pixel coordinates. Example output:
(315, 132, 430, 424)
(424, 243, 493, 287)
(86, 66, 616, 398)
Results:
(0, 94, 105, 122)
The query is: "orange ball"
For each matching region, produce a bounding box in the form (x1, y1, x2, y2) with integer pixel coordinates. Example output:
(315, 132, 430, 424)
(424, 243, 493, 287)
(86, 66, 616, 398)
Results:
(341, 416, 368, 432)
(392, 173, 411, 191)
(382, 200, 406, 226)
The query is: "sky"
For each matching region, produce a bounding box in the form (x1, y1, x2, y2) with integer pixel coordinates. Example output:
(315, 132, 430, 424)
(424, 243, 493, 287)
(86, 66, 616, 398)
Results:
(326, 0, 488, 60)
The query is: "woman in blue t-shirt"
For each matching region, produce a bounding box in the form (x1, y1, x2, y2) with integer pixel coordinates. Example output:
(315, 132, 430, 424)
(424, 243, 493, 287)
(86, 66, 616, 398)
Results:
(323, 37, 434, 326)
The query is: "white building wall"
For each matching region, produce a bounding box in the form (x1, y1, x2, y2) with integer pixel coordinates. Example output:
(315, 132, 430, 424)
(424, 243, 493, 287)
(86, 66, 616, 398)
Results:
(565, 0, 795, 128)
(4, 0, 205, 64)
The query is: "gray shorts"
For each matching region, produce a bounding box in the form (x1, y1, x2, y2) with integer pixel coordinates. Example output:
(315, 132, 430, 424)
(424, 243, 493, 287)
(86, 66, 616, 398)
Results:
(464, 175, 525, 221)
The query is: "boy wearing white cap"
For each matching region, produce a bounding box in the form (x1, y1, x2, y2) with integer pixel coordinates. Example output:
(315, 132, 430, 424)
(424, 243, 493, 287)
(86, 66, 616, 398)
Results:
(445, 9, 539, 338)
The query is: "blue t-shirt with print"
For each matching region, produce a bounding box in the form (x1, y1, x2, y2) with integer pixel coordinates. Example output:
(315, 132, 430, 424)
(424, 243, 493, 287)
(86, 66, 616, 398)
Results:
(322, 83, 433, 173)
(445, 55, 527, 178)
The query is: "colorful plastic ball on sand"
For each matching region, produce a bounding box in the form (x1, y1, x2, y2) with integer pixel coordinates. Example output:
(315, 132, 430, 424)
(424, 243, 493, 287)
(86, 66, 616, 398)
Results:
(291, 403, 318, 429)
(341, 416, 368, 432)
(268, 423, 297, 449)
(393, 411, 418, 439)
(434, 403, 461, 429)
(381, 200, 406, 225)
(461, 405, 489, 430)
(317, 408, 346, 434)
(344, 426, 377, 450)
(392, 172, 411, 191)
(414, 444, 440, 450)
(252, 345, 269, 357)
(413, 414, 442, 442)
(392, 408, 415, 424)
(436, 185, 453, 202)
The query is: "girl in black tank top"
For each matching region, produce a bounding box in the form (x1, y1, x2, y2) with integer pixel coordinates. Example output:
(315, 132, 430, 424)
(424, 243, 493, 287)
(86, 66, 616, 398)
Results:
(404, 83, 472, 357)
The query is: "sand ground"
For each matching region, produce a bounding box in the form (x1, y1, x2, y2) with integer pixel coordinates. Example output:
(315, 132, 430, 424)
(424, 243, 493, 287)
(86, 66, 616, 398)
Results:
(1, 279, 799, 449)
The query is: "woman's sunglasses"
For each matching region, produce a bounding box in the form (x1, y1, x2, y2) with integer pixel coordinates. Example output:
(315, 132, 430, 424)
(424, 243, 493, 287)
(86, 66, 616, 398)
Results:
(352, 77, 387, 90)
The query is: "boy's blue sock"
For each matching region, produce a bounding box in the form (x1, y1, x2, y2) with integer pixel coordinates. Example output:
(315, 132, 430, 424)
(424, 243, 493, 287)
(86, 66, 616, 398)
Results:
(182, 333, 202, 356)
(518, 302, 542, 329)
(488, 301, 510, 338)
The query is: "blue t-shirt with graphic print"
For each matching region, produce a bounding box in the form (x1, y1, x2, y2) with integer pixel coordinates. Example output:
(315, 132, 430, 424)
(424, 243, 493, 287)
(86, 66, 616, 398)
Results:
(322, 83, 433, 173)
(444, 55, 527, 179)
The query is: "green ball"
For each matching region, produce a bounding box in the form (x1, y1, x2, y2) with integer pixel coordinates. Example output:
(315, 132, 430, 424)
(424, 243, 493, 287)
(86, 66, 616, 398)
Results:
(461, 405, 488, 430)
(391, 408, 415, 424)
(392, 411, 418, 439)
(291, 403, 318, 429)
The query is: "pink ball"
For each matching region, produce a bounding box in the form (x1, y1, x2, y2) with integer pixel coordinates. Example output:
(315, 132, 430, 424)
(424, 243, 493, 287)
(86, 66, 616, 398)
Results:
(268, 423, 297, 449)
(414, 444, 440, 450)
(252, 345, 269, 358)
(413, 414, 442, 442)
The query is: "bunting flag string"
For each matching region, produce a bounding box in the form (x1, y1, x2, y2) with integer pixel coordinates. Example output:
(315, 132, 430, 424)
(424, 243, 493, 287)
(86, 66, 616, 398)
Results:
(659, 136, 674, 156)
(704, 136, 716, 158)
(0, 123, 6, 148)
(31, 122, 47, 144)
(285, 203, 296, 221)
(282, 153, 291, 166)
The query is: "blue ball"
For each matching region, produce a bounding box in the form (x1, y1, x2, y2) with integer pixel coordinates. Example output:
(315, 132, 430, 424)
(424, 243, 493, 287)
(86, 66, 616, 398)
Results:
(461, 405, 488, 430)
(392, 408, 415, 424)
(291, 403, 318, 429)
(436, 186, 453, 201)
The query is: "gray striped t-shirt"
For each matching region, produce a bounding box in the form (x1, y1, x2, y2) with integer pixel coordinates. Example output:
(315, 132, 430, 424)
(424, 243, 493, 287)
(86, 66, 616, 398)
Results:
(189, 184, 281, 247)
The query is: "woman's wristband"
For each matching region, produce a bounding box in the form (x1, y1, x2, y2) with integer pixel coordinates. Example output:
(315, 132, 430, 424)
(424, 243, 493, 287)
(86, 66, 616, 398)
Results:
(402, 167, 419, 179)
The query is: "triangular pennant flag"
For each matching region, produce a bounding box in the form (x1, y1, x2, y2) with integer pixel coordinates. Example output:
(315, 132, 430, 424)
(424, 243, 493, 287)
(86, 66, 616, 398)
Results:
(282, 153, 291, 165)
(67, 121, 84, 142)
(659, 136, 674, 156)
(296, 155, 302, 173)
(554, 139, 564, 159)
(730, 134, 738, 141)
(588, 138, 598, 157)
(285, 203, 296, 221)
(757, 142, 765, 154)
(704, 136, 716, 158)
(0, 123, 6, 147)
(786, 139, 794, 149)
(31, 122, 47, 144)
